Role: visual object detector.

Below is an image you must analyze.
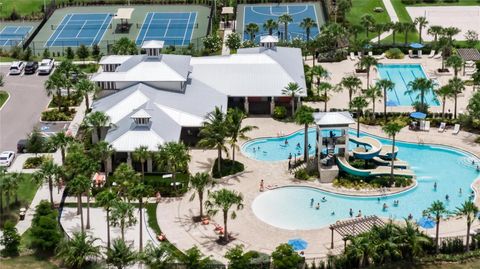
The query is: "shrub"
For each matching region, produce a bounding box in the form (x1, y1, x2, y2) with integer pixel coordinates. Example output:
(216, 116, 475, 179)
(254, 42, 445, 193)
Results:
(202, 35, 222, 54)
(273, 106, 288, 120)
(9, 8, 20, 20)
(0, 220, 21, 257)
(29, 200, 62, 254)
(401, 0, 416, 3)
(43, 48, 50, 59)
(41, 108, 75, 121)
(26, 128, 46, 156)
(212, 158, 244, 178)
(440, 238, 464, 254)
(385, 48, 404, 59)
(23, 156, 46, 169)
(65, 47, 75, 60)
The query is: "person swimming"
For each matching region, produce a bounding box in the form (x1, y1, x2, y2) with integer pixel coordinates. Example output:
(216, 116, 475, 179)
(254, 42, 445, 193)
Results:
(383, 203, 388, 211)
(315, 203, 320, 210)
(284, 139, 289, 145)
(357, 210, 362, 217)
(434, 182, 437, 191)
(377, 197, 381, 203)
(321, 197, 327, 202)
(331, 211, 335, 216)
(349, 208, 353, 217)
(445, 194, 450, 201)
(310, 198, 314, 207)
(308, 144, 312, 149)
(459, 188, 463, 195)
(296, 143, 301, 149)
(408, 213, 413, 220)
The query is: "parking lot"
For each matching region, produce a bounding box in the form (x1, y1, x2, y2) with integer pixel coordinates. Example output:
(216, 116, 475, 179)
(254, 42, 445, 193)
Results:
(0, 65, 51, 151)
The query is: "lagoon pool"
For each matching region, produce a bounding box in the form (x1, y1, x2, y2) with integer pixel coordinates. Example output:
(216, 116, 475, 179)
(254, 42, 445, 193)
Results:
(377, 64, 440, 107)
(246, 129, 479, 230)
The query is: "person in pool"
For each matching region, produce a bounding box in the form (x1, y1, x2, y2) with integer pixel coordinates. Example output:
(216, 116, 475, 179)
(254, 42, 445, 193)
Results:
(331, 211, 335, 215)
(296, 143, 301, 148)
(408, 213, 413, 220)
(377, 197, 381, 203)
(383, 203, 388, 211)
(315, 203, 320, 210)
(284, 139, 289, 145)
(349, 208, 353, 217)
(445, 194, 450, 201)
(357, 210, 362, 217)
(321, 197, 327, 202)
(310, 198, 314, 207)
(434, 182, 437, 191)
(308, 144, 312, 149)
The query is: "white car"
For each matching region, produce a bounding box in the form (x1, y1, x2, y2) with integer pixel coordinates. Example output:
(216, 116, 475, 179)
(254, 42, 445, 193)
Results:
(0, 151, 15, 167)
(9, 61, 25, 75)
(38, 58, 55, 75)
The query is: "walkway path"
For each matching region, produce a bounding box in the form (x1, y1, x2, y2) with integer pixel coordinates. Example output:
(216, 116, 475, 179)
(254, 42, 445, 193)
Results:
(221, 27, 233, 55)
(370, 0, 400, 43)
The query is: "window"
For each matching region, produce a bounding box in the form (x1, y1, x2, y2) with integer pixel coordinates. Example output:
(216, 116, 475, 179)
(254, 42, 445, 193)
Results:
(134, 117, 150, 125)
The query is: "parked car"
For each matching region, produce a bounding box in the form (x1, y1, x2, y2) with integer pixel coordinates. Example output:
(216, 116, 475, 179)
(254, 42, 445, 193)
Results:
(38, 58, 55, 75)
(17, 139, 28, 153)
(0, 151, 15, 167)
(9, 61, 25, 75)
(24, 61, 39, 74)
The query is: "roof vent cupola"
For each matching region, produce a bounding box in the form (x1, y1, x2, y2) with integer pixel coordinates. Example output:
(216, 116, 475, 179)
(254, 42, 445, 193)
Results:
(141, 40, 165, 57)
(131, 109, 151, 126)
(260, 35, 279, 50)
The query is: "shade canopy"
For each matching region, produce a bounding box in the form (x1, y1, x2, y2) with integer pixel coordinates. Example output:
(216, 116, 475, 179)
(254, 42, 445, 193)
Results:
(288, 238, 308, 251)
(115, 8, 134, 20)
(417, 217, 435, 229)
(409, 43, 424, 49)
(410, 112, 426, 119)
(221, 7, 234, 15)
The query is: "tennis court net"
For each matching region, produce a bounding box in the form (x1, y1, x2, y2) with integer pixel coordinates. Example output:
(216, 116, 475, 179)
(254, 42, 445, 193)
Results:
(51, 24, 113, 30)
(136, 22, 198, 29)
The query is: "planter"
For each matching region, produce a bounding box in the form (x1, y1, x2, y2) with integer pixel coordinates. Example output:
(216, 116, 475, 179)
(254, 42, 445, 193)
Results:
(355, 69, 367, 76)
(435, 69, 451, 76)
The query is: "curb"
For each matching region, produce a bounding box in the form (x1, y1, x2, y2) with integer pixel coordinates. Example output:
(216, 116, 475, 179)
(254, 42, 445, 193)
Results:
(0, 90, 11, 111)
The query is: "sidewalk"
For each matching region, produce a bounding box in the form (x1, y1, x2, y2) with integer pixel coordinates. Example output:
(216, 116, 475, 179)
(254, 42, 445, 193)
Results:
(370, 0, 400, 43)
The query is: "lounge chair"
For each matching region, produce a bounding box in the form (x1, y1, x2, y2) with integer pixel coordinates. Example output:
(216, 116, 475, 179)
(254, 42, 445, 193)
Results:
(428, 50, 435, 58)
(438, 122, 446, 133)
(452, 124, 460, 135)
(375, 53, 385, 60)
(408, 50, 414, 58)
(418, 50, 422, 58)
(368, 51, 373, 57)
(433, 51, 442, 59)
(357, 51, 363, 58)
(350, 52, 356, 61)
(424, 121, 430, 132)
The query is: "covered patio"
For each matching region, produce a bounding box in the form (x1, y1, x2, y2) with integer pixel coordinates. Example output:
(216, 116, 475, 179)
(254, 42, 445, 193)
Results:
(457, 48, 480, 76)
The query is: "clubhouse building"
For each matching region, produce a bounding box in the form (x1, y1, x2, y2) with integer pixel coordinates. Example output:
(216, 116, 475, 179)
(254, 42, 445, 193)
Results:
(91, 38, 306, 171)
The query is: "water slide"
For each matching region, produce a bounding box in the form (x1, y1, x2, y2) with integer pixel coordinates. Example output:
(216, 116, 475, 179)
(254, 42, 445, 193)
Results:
(337, 157, 415, 178)
(349, 136, 382, 160)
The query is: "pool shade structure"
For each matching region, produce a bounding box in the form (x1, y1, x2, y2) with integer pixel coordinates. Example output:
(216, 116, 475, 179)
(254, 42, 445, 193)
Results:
(456, 49, 480, 76)
(410, 112, 427, 119)
(417, 217, 436, 229)
(329, 215, 385, 249)
(288, 238, 308, 251)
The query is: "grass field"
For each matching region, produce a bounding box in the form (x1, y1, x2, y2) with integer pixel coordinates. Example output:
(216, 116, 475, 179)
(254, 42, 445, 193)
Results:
(0, 174, 40, 227)
(346, 0, 391, 41)
(0, 90, 9, 108)
(1, 255, 59, 269)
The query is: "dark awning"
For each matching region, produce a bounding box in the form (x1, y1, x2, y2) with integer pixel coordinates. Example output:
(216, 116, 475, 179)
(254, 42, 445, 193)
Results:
(457, 48, 480, 62)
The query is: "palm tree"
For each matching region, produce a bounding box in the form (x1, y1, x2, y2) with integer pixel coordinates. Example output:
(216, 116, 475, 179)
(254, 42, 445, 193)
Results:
(75, 78, 97, 111)
(90, 141, 115, 179)
(406, 77, 436, 113)
(33, 158, 63, 208)
(96, 189, 118, 249)
(205, 188, 244, 242)
(376, 79, 395, 123)
(446, 54, 463, 78)
(373, 23, 385, 44)
(226, 108, 257, 162)
(300, 17, 317, 42)
(44, 71, 64, 111)
(447, 77, 465, 119)
(112, 163, 140, 202)
(1, 174, 18, 211)
(414, 16, 428, 43)
(403, 22, 417, 45)
(110, 199, 137, 241)
(106, 238, 137, 269)
(189, 172, 215, 218)
(396, 220, 431, 261)
(435, 84, 454, 119)
(365, 84, 382, 119)
(69, 175, 91, 232)
(130, 182, 151, 252)
(263, 19, 278, 36)
(278, 13, 293, 41)
(360, 14, 375, 38)
(156, 141, 190, 187)
(349, 24, 363, 43)
(455, 200, 479, 251)
(56, 232, 101, 269)
(198, 107, 227, 174)
(56, 60, 80, 101)
(428, 25, 443, 43)
(245, 23, 259, 42)
(382, 122, 404, 183)
(132, 145, 150, 182)
(345, 234, 372, 268)
(319, 82, 334, 112)
(282, 82, 304, 116)
(84, 111, 111, 142)
(357, 55, 378, 89)
(179, 246, 213, 269)
(426, 200, 449, 253)
(49, 131, 74, 165)
(294, 106, 314, 162)
(392, 22, 404, 45)
(351, 96, 369, 138)
(310, 65, 329, 89)
(443, 26, 461, 43)
(340, 75, 362, 109)
(141, 243, 174, 268)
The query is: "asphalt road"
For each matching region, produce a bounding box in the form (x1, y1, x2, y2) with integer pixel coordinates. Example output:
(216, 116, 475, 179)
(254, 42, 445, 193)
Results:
(0, 65, 51, 151)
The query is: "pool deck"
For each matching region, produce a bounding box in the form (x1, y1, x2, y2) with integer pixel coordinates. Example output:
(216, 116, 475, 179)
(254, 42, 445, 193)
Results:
(157, 117, 480, 263)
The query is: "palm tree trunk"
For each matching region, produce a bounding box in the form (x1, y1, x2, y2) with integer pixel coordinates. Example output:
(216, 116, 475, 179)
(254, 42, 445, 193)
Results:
(291, 97, 295, 116)
(372, 97, 376, 119)
(366, 70, 370, 89)
(84, 94, 90, 111)
(106, 209, 111, 249)
(466, 222, 471, 251)
(349, 90, 353, 109)
(435, 218, 440, 253)
(199, 193, 203, 217)
(285, 24, 288, 41)
(304, 124, 308, 162)
(442, 97, 446, 118)
(77, 194, 81, 215)
(57, 90, 62, 111)
(384, 92, 388, 123)
(357, 112, 361, 138)
(5, 191, 10, 211)
(390, 136, 396, 184)
(104, 160, 109, 180)
(60, 148, 65, 165)
(86, 192, 91, 229)
(324, 90, 328, 112)
(141, 162, 145, 182)
(139, 197, 143, 252)
(232, 145, 236, 162)
(97, 127, 102, 142)
(0, 192, 3, 214)
(454, 94, 458, 119)
(121, 221, 125, 241)
(217, 146, 222, 175)
(48, 178, 54, 208)
(223, 210, 228, 242)
(79, 194, 84, 232)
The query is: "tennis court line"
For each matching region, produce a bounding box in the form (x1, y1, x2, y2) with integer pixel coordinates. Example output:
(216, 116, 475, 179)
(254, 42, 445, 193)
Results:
(163, 19, 172, 39)
(45, 14, 71, 47)
(188, 12, 197, 46)
(76, 21, 88, 38)
(48, 14, 73, 47)
(90, 13, 112, 46)
(135, 12, 151, 45)
(144, 12, 156, 44)
(312, 4, 320, 40)
(181, 12, 192, 46)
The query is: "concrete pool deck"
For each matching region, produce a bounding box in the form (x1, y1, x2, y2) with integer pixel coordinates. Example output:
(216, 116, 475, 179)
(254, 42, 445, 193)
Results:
(157, 117, 480, 263)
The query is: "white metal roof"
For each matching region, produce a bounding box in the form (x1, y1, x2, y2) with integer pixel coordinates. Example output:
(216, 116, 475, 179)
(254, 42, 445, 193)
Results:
(313, 112, 355, 126)
(260, 35, 279, 43)
(115, 8, 134, 20)
(221, 7, 234, 14)
(130, 109, 151, 119)
(141, 40, 165, 49)
(99, 55, 132, 65)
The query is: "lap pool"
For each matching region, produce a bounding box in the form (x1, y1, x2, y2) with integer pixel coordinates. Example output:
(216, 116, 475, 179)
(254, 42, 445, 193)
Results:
(244, 129, 479, 230)
(377, 64, 440, 107)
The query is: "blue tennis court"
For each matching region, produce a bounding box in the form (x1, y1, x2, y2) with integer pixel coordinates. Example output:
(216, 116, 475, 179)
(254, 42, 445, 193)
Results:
(0, 26, 33, 47)
(243, 4, 320, 42)
(135, 12, 197, 46)
(46, 13, 113, 47)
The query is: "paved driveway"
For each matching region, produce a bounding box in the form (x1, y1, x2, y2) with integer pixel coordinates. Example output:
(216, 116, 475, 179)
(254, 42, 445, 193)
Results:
(0, 65, 51, 151)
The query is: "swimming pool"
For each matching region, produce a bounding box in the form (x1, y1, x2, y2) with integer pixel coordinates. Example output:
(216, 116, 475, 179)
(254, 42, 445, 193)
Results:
(377, 64, 440, 107)
(247, 129, 479, 229)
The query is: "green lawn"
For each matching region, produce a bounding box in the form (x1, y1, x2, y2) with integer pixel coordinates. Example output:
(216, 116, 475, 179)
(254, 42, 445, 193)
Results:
(0, 174, 40, 227)
(1, 255, 59, 269)
(346, 0, 391, 40)
(0, 91, 9, 108)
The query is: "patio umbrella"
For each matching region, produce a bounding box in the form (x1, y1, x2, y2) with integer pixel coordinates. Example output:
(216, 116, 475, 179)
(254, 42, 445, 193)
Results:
(417, 217, 436, 229)
(410, 43, 424, 49)
(410, 112, 426, 119)
(288, 238, 308, 251)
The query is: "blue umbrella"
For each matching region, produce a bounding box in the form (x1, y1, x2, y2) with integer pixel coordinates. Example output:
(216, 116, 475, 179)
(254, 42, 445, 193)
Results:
(288, 238, 308, 251)
(417, 217, 436, 229)
(410, 43, 424, 49)
(364, 43, 372, 49)
(410, 112, 427, 119)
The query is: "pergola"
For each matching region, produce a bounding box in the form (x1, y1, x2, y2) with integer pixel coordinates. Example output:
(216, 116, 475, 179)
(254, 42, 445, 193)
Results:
(114, 8, 134, 32)
(329, 215, 385, 249)
(221, 7, 234, 30)
(457, 48, 480, 75)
